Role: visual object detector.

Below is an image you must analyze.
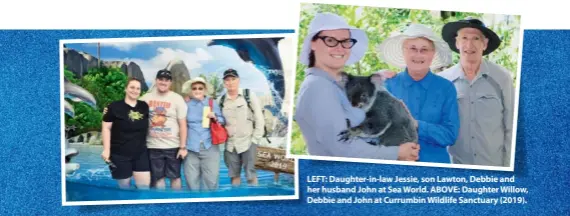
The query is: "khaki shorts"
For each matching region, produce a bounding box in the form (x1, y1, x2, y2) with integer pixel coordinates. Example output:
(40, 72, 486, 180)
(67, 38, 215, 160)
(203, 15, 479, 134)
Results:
(224, 143, 257, 180)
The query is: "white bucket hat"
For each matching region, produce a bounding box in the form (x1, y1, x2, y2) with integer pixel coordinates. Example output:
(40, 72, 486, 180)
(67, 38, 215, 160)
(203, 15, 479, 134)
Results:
(182, 76, 213, 97)
(377, 24, 452, 70)
(299, 12, 368, 66)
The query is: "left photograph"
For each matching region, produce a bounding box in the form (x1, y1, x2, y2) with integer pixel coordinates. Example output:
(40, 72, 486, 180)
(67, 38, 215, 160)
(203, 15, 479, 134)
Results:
(61, 33, 298, 205)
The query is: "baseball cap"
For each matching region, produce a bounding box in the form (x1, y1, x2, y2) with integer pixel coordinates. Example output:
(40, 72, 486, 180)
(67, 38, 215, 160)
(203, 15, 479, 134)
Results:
(156, 69, 172, 80)
(223, 69, 239, 79)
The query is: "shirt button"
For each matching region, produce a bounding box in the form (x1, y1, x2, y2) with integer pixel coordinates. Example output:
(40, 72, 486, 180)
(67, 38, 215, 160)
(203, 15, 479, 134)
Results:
(471, 136, 474, 139)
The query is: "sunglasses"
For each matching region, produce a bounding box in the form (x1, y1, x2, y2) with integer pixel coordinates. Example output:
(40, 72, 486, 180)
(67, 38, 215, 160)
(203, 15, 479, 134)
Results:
(192, 87, 204, 91)
(317, 36, 357, 49)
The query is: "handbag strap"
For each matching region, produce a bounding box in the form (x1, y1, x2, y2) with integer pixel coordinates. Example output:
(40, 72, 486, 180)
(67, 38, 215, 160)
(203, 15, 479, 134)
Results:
(208, 98, 216, 123)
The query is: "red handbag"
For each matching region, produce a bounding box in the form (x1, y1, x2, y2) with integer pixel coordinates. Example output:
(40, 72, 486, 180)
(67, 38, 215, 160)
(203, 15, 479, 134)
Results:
(209, 98, 228, 144)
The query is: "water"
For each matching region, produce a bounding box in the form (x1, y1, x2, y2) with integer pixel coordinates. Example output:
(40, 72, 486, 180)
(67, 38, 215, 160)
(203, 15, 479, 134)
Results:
(65, 144, 295, 202)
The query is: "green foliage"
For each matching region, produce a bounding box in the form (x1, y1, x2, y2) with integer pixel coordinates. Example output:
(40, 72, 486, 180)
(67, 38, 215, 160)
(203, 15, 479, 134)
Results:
(65, 101, 102, 133)
(82, 66, 128, 111)
(65, 66, 129, 136)
(291, 3, 521, 155)
(290, 123, 307, 155)
(199, 73, 225, 100)
(64, 67, 80, 85)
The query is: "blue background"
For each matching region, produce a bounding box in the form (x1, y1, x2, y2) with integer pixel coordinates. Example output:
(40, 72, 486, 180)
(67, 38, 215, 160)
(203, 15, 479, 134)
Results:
(0, 30, 569, 215)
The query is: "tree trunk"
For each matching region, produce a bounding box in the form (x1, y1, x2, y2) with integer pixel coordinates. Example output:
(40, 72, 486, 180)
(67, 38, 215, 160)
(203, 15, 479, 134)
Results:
(97, 42, 101, 69)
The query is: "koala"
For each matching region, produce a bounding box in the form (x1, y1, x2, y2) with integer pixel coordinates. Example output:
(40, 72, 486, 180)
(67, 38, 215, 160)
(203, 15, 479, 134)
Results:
(337, 72, 418, 147)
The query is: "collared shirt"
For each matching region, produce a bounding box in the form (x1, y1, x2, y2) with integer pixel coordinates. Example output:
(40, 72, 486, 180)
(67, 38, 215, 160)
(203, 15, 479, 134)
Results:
(438, 59, 514, 166)
(185, 96, 225, 153)
(221, 88, 265, 154)
(293, 67, 399, 160)
(385, 69, 460, 163)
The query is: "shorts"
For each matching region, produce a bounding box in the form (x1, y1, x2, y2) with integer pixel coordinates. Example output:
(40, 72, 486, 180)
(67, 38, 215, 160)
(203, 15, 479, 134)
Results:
(109, 149, 150, 180)
(224, 143, 257, 180)
(148, 148, 182, 181)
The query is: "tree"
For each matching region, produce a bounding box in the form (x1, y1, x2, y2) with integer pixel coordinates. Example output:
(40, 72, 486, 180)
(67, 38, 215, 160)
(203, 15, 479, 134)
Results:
(82, 66, 128, 112)
(199, 73, 225, 100)
(64, 66, 128, 136)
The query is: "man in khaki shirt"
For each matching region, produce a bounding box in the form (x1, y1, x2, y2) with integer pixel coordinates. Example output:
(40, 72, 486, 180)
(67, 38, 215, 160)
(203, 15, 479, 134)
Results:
(439, 18, 515, 167)
(220, 68, 265, 186)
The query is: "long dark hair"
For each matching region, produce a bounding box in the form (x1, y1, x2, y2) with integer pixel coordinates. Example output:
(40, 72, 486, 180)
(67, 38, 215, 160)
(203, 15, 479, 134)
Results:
(308, 33, 320, 67)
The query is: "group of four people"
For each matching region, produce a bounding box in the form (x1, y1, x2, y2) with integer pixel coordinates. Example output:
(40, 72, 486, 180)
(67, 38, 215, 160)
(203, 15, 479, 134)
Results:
(101, 68, 265, 190)
(295, 12, 514, 166)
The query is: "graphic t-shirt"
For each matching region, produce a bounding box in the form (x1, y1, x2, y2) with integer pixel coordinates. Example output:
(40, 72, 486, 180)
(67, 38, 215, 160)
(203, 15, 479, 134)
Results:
(103, 100, 149, 158)
(140, 91, 187, 149)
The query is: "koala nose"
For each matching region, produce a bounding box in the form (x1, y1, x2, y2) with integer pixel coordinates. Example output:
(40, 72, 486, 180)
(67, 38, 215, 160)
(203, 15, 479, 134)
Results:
(360, 94, 367, 102)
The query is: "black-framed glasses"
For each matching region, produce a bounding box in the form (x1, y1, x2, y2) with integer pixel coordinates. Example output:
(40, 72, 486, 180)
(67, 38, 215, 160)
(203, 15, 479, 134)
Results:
(192, 87, 204, 91)
(317, 36, 357, 49)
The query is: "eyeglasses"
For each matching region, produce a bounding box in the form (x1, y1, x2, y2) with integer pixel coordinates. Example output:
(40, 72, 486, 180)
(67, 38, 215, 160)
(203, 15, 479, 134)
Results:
(404, 46, 434, 54)
(317, 36, 357, 49)
(192, 87, 204, 91)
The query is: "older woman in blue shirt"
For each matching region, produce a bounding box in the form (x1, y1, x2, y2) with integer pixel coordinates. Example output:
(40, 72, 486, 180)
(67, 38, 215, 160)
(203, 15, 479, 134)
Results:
(376, 24, 460, 163)
(181, 77, 225, 191)
(294, 12, 420, 161)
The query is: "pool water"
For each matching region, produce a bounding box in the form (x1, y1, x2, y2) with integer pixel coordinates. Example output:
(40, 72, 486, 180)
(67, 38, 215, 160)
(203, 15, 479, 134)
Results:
(65, 144, 296, 201)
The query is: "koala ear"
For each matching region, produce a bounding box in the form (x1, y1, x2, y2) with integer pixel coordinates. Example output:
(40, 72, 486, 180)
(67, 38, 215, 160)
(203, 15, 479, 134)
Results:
(370, 73, 385, 85)
(339, 71, 351, 87)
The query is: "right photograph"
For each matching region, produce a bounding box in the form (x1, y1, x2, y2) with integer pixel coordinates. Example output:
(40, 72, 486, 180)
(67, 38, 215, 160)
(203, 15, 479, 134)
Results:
(288, 2, 522, 171)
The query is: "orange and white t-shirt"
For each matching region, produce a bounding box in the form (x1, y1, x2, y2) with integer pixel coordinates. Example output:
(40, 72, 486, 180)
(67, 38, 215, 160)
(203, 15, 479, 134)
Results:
(140, 91, 187, 149)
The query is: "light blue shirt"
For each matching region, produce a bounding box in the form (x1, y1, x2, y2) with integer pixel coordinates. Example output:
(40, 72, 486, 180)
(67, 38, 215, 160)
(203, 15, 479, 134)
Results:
(185, 96, 225, 153)
(293, 67, 399, 160)
(385, 69, 460, 163)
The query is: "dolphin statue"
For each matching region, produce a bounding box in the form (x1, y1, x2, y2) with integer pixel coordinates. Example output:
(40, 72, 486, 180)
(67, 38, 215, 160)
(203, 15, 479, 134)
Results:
(64, 78, 97, 175)
(207, 38, 288, 126)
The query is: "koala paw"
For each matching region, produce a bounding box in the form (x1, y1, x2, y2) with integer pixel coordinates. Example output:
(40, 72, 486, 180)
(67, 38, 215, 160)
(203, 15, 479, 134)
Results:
(338, 129, 353, 142)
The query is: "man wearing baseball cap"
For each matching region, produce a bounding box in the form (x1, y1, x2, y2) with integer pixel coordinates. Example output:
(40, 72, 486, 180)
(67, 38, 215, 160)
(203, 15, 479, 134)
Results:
(438, 18, 515, 167)
(219, 68, 265, 186)
(140, 69, 188, 189)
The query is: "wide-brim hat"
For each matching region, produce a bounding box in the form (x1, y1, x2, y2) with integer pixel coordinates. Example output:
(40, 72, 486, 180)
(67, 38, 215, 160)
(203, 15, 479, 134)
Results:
(442, 18, 502, 55)
(182, 77, 213, 96)
(377, 23, 452, 70)
(299, 12, 368, 66)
